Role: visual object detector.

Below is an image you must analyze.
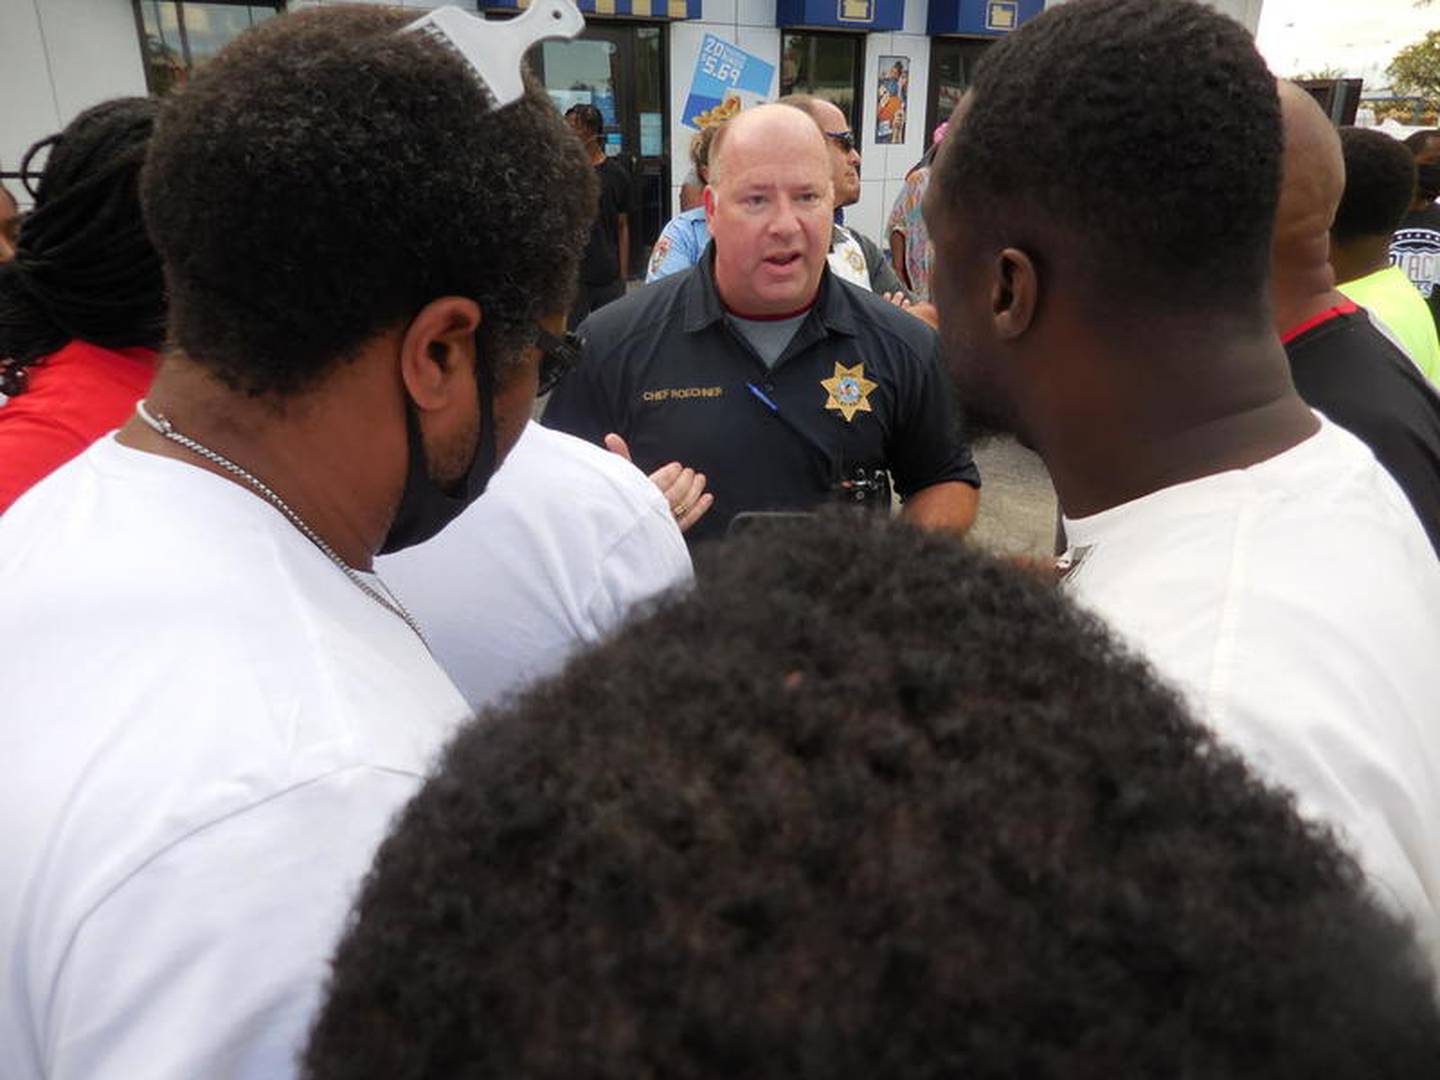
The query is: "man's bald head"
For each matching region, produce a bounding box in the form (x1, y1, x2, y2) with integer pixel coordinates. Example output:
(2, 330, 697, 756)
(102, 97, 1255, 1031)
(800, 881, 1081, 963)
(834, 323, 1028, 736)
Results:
(707, 103, 829, 190)
(777, 95, 862, 207)
(1274, 81, 1345, 272)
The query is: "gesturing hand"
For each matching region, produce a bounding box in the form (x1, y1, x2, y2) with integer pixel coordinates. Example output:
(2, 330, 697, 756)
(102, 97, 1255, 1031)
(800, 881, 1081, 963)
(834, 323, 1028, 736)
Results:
(881, 292, 939, 330)
(604, 433, 714, 534)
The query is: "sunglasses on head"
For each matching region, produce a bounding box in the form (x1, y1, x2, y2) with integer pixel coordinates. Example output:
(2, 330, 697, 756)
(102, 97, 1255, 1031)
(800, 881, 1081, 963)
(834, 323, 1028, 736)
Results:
(825, 130, 856, 154)
(534, 328, 582, 396)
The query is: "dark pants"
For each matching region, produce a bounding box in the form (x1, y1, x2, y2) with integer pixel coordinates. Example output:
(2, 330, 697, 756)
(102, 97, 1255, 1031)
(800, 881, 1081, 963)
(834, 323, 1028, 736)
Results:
(568, 278, 626, 330)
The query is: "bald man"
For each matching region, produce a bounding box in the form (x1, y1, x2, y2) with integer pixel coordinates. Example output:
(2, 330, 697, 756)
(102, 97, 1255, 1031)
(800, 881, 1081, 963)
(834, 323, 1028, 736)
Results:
(778, 94, 909, 297)
(1272, 81, 1440, 556)
(646, 97, 911, 300)
(544, 103, 979, 543)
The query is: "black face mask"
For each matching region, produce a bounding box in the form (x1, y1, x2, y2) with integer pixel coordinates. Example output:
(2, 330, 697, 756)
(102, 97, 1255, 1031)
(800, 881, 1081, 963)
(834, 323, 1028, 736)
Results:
(379, 341, 498, 554)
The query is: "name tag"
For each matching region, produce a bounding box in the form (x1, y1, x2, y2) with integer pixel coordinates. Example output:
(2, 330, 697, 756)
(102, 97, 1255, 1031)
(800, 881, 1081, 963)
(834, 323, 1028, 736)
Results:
(641, 386, 725, 402)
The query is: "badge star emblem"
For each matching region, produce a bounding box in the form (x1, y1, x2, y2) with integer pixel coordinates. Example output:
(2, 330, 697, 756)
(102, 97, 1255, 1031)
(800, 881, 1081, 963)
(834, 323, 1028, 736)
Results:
(821, 362, 877, 422)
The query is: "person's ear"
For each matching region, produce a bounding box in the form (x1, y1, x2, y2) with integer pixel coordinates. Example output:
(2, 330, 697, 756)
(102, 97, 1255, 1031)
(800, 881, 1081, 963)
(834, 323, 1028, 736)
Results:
(992, 247, 1038, 340)
(397, 297, 482, 412)
(703, 183, 717, 226)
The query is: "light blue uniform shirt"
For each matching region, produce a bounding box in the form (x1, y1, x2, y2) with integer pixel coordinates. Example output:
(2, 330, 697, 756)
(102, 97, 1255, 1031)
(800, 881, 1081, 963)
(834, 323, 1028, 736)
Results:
(646, 207, 712, 283)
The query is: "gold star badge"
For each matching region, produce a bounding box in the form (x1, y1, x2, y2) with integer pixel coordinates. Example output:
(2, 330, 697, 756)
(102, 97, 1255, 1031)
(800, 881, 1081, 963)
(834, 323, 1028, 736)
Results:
(821, 362, 877, 422)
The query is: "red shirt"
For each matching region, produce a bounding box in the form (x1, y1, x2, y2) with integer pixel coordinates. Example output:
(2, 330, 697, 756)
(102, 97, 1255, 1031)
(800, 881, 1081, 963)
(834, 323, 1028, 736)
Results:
(0, 339, 157, 512)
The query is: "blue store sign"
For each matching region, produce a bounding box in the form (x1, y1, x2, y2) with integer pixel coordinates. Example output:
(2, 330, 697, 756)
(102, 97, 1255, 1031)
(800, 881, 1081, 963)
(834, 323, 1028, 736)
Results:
(927, 0, 1043, 36)
(776, 0, 905, 31)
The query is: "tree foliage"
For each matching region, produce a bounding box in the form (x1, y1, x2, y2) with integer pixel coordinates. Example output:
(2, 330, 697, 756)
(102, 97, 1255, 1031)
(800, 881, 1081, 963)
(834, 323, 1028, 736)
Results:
(1388, 30, 1440, 106)
(1295, 66, 1346, 82)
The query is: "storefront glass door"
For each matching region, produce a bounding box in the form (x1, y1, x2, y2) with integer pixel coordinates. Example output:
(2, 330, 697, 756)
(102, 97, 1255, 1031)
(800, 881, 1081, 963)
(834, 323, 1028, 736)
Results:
(530, 24, 669, 278)
(779, 31, 865, 134)
(925, 39, 992, 144)
(133, 0, 283, 95)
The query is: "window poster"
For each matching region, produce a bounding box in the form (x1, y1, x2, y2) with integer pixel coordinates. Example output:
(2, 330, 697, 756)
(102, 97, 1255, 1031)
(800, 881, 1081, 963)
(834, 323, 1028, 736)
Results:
(682, 34, 776, 130)
(875, 56, 909, 145)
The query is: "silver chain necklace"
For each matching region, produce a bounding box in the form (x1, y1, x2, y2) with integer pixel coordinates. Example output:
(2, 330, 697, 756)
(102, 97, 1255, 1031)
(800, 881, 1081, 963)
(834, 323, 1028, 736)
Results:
(134, 399, 429, 646)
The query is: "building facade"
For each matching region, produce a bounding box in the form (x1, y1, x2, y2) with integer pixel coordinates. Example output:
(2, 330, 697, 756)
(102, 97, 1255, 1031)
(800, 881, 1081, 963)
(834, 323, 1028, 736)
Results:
(1, 0, 1263, 271)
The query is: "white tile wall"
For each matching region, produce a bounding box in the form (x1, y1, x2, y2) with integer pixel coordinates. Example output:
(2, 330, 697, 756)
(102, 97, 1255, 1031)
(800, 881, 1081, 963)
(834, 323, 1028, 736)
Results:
(852, 27, 930, 250)
(0, 1, 56, 181)
(701, 0, 740, 27)
(1, 0, 145, 187)
(901, 0, 928, 34)
(732, 22, 782, 59)
(735, 0, 773, 28)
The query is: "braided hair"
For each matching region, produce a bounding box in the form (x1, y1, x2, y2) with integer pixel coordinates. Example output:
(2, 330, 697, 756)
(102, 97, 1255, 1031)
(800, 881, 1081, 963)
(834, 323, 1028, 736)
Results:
(0, 98, 164, 398)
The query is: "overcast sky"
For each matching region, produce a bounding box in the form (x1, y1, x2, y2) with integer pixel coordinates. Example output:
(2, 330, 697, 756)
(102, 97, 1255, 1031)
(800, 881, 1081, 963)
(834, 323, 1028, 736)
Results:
(1255, 0, 1438, 88)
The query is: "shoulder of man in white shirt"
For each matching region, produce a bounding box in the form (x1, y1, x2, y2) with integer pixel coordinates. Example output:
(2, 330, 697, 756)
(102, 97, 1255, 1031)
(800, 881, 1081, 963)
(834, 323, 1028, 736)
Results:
(1060, 419, 1440, 975)
(378, 421, 693, 710)
(0, 436, 469, 1080)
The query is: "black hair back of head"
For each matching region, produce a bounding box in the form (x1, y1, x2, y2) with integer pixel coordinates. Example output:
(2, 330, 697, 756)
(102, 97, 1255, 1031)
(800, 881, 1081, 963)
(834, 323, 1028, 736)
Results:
(304, 512, 1440, 1079)
(1402, 129, 1440, 155)
(0, 97, 163, 397)
(142, 7, 596, 398)
(565, 103, 605, 138)
(936, 0, 1281, 315)
(1334, 128, 1419, 244)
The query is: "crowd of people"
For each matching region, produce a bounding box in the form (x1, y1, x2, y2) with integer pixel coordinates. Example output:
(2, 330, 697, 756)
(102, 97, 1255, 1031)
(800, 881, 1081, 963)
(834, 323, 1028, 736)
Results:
(1, 0, 1439, 1076)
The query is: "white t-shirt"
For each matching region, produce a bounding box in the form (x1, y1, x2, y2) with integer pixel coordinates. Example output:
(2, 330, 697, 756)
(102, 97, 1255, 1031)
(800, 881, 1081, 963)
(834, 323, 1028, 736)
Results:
(1061, 416, 1440, 970)
(378, 422, 692, 710)
(0, 436, 469, 1080)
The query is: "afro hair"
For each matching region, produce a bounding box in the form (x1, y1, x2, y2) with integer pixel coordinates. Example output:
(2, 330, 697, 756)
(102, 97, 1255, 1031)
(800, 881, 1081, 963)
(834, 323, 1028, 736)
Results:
(1334, 127, 1420, 244)
(142, 6, 595, 397)
(935, 0, 1282, 315)
(304, 513, 1439, 1078)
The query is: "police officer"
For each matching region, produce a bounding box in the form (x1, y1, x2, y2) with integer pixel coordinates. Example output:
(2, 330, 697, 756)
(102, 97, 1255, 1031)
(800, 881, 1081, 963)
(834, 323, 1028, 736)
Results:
(544, 103, 979, 544)
(645, 98, 912, 300)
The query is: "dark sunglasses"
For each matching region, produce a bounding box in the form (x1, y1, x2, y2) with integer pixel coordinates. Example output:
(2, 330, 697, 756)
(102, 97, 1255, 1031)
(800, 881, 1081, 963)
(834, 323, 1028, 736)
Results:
(825, 129, 857, 154)
(535, 328, 582, 396)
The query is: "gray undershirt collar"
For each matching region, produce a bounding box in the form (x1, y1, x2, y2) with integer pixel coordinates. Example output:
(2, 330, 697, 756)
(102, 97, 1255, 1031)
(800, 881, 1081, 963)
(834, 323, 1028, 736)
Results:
(725, 311, 809, 370)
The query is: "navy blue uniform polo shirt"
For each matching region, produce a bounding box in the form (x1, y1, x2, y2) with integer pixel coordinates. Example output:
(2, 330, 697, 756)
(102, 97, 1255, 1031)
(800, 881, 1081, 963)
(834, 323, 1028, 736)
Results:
(542, 253, 980, 544)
